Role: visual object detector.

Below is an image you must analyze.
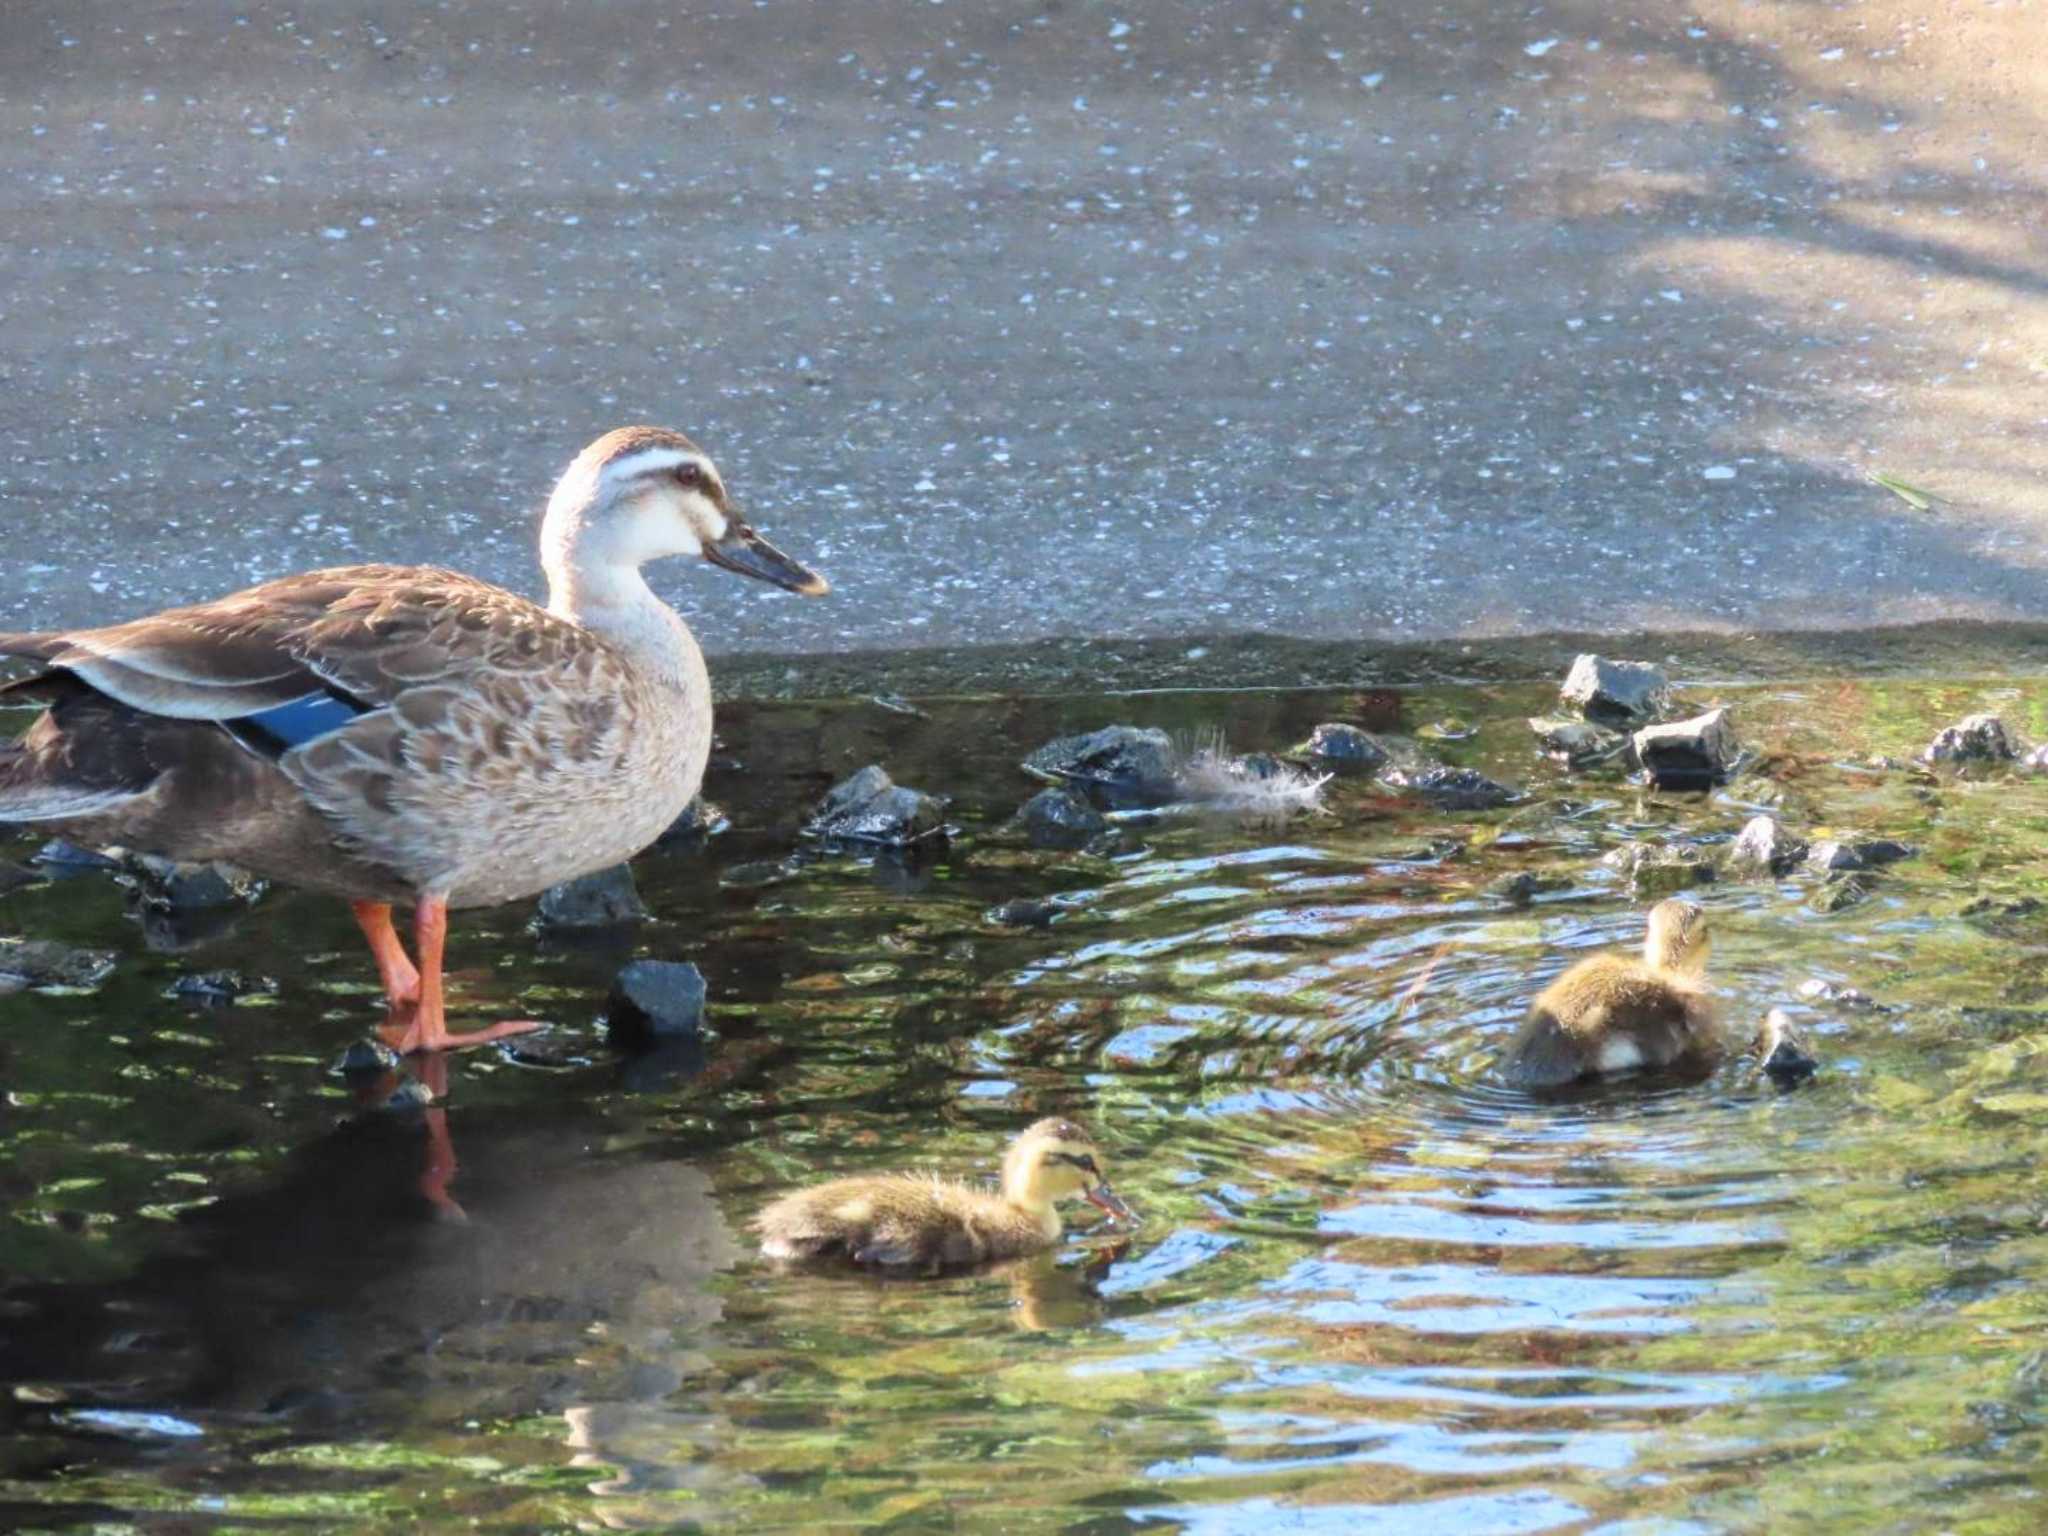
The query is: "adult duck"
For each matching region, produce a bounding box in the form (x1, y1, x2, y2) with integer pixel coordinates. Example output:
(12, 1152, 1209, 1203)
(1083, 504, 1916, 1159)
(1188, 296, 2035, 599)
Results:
(0, 426, 826, 1051)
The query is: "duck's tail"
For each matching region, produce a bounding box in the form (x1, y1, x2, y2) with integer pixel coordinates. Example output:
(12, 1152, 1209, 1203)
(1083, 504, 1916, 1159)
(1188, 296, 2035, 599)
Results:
(0, 671, 158, 826)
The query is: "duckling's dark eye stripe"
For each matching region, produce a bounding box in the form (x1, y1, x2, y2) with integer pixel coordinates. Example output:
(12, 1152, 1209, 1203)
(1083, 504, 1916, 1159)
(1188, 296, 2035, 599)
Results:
(1052, 1152, 1100, 1175)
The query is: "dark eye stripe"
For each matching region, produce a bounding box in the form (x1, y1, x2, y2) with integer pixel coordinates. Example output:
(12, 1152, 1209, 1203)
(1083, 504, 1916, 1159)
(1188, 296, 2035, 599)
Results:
(1053, 1151, 1100, 1175)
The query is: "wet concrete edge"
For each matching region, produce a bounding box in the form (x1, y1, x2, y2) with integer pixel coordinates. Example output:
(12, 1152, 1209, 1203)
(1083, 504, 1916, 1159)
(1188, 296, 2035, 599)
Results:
(707, 619, 2048, 701)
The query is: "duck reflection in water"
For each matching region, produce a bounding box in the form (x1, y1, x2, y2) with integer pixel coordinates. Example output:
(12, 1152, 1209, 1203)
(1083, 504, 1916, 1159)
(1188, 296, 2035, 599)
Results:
(0, 1048, 740, 1507)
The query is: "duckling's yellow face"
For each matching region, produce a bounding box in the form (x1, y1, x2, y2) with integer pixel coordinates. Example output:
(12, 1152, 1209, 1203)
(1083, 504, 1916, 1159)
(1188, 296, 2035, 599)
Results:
(1644, 899, 1710, 977)
(1004, 1118, 1137, 1223)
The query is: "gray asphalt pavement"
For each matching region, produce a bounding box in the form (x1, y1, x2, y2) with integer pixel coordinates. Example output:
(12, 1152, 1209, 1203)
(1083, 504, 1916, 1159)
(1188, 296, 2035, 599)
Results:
(2, 1, 2044, 673)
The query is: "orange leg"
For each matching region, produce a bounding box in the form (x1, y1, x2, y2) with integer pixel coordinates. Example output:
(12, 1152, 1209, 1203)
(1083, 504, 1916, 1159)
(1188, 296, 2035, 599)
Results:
(351, 900, 421, 1007)
(378, 894, 543, 1055)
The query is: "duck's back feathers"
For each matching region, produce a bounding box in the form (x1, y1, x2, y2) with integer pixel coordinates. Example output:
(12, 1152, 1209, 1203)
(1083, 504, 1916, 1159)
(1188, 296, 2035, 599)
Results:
(0, 566, 708, 904)
(1502, 955, 1716, 1089)
(755, 1173, 1054, 1273)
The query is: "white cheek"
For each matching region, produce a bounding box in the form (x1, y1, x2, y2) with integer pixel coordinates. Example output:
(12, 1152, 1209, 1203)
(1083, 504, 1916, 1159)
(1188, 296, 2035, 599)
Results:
(685, 491, 728, 544)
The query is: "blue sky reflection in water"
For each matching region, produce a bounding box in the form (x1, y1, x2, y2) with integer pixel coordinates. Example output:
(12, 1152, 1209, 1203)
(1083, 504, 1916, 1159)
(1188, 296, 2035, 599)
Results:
(5, 677, 2048, 1530)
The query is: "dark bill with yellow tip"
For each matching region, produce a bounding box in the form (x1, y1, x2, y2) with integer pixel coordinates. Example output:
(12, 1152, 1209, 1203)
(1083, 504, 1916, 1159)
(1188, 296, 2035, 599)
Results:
(706, 522, 830, 596)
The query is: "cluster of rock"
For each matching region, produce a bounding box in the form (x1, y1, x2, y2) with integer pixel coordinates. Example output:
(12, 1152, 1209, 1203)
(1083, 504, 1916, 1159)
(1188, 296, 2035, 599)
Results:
(1531, 654, 1742, 792)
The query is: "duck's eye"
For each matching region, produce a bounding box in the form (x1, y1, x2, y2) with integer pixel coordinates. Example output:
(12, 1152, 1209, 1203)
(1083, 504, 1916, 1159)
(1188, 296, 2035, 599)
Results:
(1055, 1152, 1100, 1176)
(673, 463, 702, 489)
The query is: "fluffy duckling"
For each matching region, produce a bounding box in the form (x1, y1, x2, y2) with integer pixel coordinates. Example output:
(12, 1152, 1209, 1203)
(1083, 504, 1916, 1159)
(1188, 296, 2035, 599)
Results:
(1501, 898, 1721, 1089)
(755, 1118, 1136, 1274)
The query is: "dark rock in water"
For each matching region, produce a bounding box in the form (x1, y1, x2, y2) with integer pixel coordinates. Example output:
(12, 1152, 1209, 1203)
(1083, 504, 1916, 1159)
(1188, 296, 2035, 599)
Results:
(1757, 1009, 1820, 1087)
(1810, 875, 1870, 914)
(1806, 838, 1916, 874)
(1489, 870, 1570, 906)
(1380, 764, 1516, 810)
(1016, 787, 1109, 850)
(119, 852, 265, 910)
(1603, 842, 1715, 897)
(1923, 713, 2016, 765)
(1300, 723, 1389, 772)
(171, 969, 278, 1005)
(1559, 654, 1670, 725)
(0, 861, 38, 896)
(1021, 725, 1179, 806)
(1727, 815, 1808, 878)
(988, 897, 1061, 928)
(657, 797, 729, 848)
(34, 839, 119, 874)
(1527, 716, 1626, 768)
(336, 1037, 402, 1075)
(1632, 708, 1738, 790)
(0, 937, 116, 991)
(805, 765, 949, 845)
(537, 864, 649, 929)
(134, 900, 245, 954)
(606, 959, 707, 1043)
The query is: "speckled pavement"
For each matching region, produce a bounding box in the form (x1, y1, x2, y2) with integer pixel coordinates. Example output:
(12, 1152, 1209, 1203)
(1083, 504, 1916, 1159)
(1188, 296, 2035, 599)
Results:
(3, 1, 2043, 677)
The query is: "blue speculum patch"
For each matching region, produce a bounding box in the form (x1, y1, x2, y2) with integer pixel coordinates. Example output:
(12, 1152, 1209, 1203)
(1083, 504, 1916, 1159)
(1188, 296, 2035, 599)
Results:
(221, 691, 368, 756)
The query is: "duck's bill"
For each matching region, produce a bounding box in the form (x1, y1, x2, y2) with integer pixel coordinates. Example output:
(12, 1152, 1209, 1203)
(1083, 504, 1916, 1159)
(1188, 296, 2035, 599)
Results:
(1086, 1184, 1138, 1226)
(706, 523, 831, 596)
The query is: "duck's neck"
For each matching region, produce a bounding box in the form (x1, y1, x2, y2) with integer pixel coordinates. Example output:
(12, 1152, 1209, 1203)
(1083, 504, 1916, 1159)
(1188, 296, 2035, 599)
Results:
(544, 556, 705, 695)
(1002, 1174, 1065, 1241)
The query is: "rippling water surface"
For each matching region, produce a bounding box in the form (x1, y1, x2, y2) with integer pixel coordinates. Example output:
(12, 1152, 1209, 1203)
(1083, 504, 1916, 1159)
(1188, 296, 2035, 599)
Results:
(7, 677, 2048, 1533)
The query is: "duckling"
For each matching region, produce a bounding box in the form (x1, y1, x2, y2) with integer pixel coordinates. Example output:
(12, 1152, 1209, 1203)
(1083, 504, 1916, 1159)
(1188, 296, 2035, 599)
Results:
(1501, 898, 1721, 1088)
(755, 1118, 1136, 1274)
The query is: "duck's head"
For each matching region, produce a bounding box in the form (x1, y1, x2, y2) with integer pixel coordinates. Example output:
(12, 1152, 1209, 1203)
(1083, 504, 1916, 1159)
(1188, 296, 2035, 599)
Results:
(1642, 898, 1709, 977)
(543, 425, 829, 596)
(1002, 1118, 1137, 1225)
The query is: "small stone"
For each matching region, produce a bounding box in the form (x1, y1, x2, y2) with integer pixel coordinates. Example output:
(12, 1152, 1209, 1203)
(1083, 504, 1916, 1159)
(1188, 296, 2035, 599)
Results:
(1490, 870, 1569, 906)
(1300, 722, 1389, 771)
(119, 853, 264, 910)
(0, 937, 116, 990)
(657, 797, 729, 847)
(606, 959, 707, 1043)
(33, 839, 118, 874)
(1603, 842, 1716, 897)
(335, 1037, 401, 1075)
(1757, 1009, 1820, 1087)
(1022, 725, 1179, 805)
(805, 765, 949, 845)
(1922, 714, 2016, 765)
(1806, 838, 1915, 874)
(1016, 787, 1109, 849)
(1559, 654, 1671, 725)
(1380, 764, 1516, 810)
(1632, 707, 1738, 790)
(1527, 716, 1626, 768)
(171, 969, 277, 1004)
(536, 864, 649, 929)
(2024, 745, 2048, 774)
(1810, 876, 1870, 914)
(988, 897, 1061, 928)
(1726, 815, 1808, 878)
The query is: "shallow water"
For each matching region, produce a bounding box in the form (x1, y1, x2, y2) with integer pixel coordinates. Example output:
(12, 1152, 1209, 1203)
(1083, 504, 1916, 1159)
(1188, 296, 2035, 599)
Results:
(5, 677, 2048, 1533)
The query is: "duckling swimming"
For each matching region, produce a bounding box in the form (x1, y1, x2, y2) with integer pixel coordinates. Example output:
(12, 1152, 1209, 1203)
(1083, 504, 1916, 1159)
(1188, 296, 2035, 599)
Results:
(755, 1118, 1136, 1274)
(1502, 898, 1721, 1088)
